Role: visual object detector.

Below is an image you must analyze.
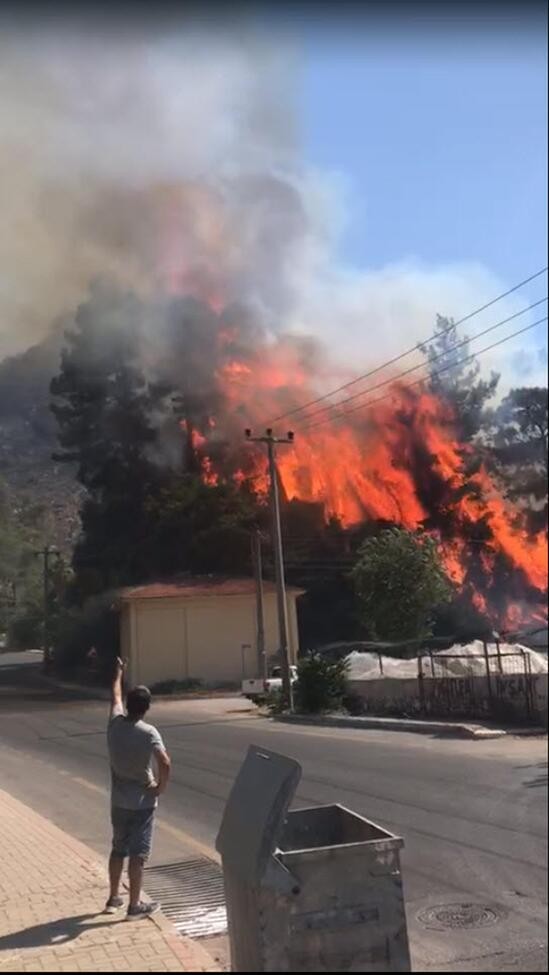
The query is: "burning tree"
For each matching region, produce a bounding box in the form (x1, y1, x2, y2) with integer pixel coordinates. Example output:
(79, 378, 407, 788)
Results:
(49, 286, 265, 599)
(487, 386, 548, 533)
(50, 281, 547, 636)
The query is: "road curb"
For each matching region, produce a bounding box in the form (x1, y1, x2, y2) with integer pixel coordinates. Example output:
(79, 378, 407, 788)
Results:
(273, 712, 509, 739)
(150, 906, 221, 971)
(37, 676, 544, 739)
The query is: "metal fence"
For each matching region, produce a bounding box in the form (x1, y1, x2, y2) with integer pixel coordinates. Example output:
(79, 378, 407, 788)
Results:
(417, 645, 537, 722)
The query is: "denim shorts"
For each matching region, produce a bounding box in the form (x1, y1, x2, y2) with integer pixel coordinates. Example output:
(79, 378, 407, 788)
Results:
(111, 806, 155, 861)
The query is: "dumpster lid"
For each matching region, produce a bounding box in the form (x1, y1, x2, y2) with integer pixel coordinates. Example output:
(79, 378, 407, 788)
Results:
(216, 745, 301, 880)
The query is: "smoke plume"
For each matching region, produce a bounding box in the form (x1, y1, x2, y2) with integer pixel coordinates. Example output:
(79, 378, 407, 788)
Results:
(0, 16, 539, 393)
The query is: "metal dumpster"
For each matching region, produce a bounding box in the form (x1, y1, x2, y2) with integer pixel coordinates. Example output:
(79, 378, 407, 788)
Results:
(216, 745, 411, 972)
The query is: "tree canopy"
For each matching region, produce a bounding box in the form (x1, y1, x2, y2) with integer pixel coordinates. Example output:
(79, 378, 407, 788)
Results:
(42, 287, 546, 661)
(487, 386, 548, 532)
(49, 287, 264, 600)
(424, 314, 499, 440)
(0, 479, 45, 644)
(352, 527, 452, 642)
(489, 386, 547, 482)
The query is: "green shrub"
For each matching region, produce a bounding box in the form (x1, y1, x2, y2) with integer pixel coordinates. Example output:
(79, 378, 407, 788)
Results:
(265, 687, 290, 714)
(7, 608, 43, 650)
(295, 653, 348, 714)
(343, 691, 366, 716)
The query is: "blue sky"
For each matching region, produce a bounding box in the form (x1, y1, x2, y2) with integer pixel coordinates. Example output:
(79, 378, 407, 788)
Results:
(302, 35, 547, 279)
(296, 12, 548, 364)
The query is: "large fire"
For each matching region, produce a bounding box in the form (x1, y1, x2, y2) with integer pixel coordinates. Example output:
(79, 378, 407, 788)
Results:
(169, 308, 547, 631)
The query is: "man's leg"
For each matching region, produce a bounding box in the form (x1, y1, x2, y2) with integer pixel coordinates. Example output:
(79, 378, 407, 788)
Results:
(109, 853, 124, 899)
(106, 808, 129, 911)
(126, 809, 159, 919)
(128, 855, 145, 909)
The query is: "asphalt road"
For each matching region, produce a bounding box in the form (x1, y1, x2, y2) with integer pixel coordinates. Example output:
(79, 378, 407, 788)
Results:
(0, 657, 547, 972)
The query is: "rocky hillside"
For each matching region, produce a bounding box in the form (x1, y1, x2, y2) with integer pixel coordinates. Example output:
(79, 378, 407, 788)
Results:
(0, 334, 82, 553)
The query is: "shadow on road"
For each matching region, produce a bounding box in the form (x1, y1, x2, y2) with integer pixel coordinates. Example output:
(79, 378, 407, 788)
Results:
(524, 773, 548, 788)
(0, 662, 92, 712)
(513, 760, 548, 789)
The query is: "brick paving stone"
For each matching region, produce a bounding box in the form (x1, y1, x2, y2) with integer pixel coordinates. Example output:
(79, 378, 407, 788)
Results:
(0, 789, 220, 973)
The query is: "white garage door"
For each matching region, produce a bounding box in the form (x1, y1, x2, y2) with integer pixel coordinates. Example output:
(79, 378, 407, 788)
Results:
(186, 599, 255, 683)
(135, 603, 187, 686)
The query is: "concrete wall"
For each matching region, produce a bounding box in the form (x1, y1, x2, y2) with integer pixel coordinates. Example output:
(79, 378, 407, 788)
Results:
(349, 673, 548, 726)
(123, 591, 299, 687)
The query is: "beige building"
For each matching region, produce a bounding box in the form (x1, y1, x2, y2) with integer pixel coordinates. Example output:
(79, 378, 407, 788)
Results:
(119, 578, 303, 688)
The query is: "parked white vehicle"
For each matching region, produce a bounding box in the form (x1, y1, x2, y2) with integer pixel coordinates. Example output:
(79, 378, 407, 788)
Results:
(242, 665, 298, 702)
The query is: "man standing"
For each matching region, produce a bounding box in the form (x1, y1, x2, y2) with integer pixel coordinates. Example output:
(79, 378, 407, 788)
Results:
(106, 657, 171, 920)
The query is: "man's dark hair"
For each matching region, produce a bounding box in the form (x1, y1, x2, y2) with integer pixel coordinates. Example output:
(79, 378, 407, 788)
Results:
(126, 685, 152, 720)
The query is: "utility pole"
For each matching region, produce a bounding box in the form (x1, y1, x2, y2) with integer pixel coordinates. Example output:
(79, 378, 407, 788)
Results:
(251, 529, 267, 680)
(35, 545, 59, 673)
(245, 428, 294, 709)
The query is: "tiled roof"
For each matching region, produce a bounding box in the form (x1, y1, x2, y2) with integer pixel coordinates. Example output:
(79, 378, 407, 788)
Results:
(119, 578, 304, 601)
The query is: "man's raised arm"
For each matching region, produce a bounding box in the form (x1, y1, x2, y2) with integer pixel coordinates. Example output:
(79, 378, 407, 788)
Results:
(110, 657, 126, 718)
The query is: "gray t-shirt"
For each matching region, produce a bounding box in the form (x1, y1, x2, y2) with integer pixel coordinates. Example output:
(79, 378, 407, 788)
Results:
(108, 705, 165, 810)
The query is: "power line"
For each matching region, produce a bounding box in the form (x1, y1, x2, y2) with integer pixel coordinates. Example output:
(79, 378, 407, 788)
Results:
(265, 265, 548, 425)
(299, 315, 548, 432)
(292, 297, 547, 428)
(301, 315, 547, 432)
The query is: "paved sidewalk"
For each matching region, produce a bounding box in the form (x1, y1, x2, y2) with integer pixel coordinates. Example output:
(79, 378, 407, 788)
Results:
(0, 790, 219, 973)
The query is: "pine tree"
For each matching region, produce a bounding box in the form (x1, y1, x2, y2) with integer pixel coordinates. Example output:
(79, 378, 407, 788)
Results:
(424, 314, 499, 440)
(50, 285, 168, 594)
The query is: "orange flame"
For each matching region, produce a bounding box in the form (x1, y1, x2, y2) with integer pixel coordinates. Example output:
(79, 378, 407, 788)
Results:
(176, 317, 547, 629)
(180, 419, 219, 486)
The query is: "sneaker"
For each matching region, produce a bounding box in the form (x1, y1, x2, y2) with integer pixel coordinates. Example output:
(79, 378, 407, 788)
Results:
(104, 895, 124, 914)
(126, 901, 160, 922)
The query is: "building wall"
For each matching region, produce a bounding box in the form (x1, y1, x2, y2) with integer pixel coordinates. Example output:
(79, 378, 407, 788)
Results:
(125, 591, 300, 687)
(135, 601, 187, 686)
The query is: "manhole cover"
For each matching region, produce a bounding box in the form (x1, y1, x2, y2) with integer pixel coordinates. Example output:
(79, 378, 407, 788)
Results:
(417, 903, 503, 931)
(144, 858, 227, 938)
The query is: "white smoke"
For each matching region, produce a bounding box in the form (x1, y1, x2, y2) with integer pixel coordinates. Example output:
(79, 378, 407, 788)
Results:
(0, 19, 545, 393)
(0, 23, 301, 354)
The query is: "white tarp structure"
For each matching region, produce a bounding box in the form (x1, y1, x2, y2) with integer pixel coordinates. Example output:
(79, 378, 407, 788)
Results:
(346, 640, 549, 681)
